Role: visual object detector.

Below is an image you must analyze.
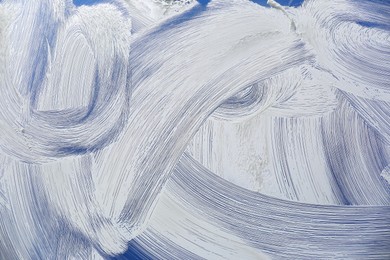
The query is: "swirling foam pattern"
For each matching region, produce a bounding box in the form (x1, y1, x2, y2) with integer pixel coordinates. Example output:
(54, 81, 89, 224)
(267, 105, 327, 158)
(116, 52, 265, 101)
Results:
(0, 0, 389, 259)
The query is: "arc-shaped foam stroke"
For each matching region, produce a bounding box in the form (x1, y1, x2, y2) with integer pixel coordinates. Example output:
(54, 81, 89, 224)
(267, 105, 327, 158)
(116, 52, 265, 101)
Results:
(0, 0, 132, 162)
(94, 0, 314, 234)
(131, 153, 389, 259)
(113, 151, 390, 259)
(187, 92, 390, 205)
(295, 0, 390, 145)
(0, 0, 133, 257)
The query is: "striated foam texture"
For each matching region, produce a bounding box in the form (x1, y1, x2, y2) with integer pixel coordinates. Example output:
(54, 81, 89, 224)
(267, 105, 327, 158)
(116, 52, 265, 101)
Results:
(0, 0, 389, 259)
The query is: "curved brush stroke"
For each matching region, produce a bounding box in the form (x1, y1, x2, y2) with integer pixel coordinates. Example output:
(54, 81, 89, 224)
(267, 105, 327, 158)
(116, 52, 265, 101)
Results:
(115, 154, 390, 259)
(0, 0, 132, 162)
(0, 0, 389, 259)
(125, 153, 389, 259)
(97, 1, 314, 232)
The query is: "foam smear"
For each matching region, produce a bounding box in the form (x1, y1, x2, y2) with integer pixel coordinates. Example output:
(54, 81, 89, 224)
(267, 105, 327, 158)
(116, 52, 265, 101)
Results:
(0, 0, 389, 259)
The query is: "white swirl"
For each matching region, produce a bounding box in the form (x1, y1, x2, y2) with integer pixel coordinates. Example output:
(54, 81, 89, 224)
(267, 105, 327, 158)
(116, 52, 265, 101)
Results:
(0, 0, 389, 259)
